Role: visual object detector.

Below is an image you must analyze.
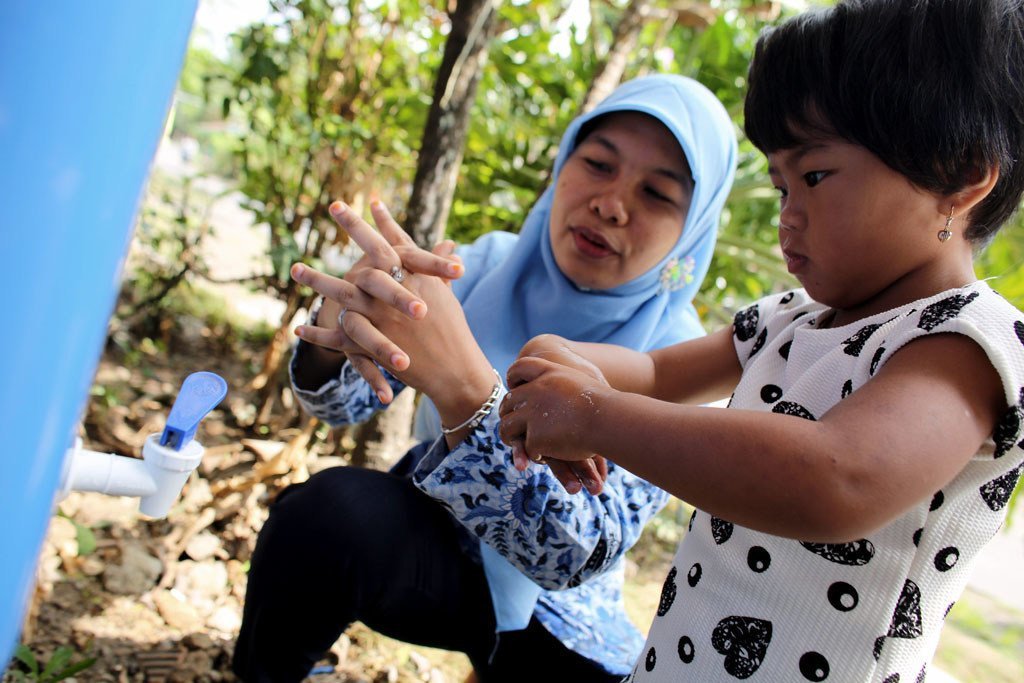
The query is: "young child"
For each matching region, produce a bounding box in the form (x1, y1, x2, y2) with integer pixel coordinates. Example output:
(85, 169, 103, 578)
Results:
(499, 0, 1024, 680)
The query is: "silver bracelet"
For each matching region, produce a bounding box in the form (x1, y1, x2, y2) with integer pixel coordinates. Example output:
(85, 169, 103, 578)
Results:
(440, 368, 504, 435)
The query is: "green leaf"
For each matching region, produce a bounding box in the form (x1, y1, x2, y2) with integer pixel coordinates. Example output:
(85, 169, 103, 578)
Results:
(48, 656, 98, 682)
(14, 644, 39, 675)
(73, 520, 97, 556)
(56, 509, 98, 556)
(40, 647, 72, 680)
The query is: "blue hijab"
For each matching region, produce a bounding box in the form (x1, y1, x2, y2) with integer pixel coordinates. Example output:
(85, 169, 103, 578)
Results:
(451, 75, 737, 634)
(460, 74, 738, 378)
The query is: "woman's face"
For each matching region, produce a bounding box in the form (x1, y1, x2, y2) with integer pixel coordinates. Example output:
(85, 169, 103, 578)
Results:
(549, 112, 693, 291)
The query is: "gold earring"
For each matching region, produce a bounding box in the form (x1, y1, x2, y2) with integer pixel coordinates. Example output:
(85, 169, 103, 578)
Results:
(938, 206, 954, 242)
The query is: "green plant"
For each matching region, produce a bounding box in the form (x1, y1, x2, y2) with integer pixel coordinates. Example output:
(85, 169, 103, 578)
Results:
(55, 510, 96, 556)
(7, 645, 96, 683)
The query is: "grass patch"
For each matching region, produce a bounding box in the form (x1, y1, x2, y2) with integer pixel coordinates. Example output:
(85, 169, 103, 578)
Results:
(935, 589, 1024, 682)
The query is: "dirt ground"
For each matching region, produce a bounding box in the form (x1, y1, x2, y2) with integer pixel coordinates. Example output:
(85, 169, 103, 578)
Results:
(4, 317, 478, 682)
(6, 331, 1023, 682)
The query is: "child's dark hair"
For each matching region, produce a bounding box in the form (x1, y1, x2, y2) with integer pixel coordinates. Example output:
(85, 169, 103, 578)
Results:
(744, 0, 1024, 244)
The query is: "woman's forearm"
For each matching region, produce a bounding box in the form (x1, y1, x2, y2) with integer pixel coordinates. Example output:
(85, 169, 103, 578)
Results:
(413, 410, 671, 589)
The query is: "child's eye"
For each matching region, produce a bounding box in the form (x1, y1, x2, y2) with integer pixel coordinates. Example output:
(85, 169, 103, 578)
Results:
(774, 185, 788, 199)
(804, 170, 828, 187)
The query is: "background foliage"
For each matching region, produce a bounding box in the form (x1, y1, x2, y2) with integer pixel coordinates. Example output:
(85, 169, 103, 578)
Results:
(141, 0, 1024, 503)
(169, 0, 1023, 323)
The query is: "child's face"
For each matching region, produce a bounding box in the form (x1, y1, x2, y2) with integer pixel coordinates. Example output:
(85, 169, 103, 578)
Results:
(548, 112, 693, 291)
(768, 136, 949, 313)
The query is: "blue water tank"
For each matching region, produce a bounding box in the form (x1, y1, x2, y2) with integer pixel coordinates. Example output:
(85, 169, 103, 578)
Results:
(0, 1, 198, 662)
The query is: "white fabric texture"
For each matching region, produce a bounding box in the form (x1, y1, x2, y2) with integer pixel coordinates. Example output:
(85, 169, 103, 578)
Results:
(628, 283, 1024, 682)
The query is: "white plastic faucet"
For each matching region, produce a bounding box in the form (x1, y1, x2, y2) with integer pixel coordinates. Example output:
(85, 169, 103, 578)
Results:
(58, 372, 227, 518)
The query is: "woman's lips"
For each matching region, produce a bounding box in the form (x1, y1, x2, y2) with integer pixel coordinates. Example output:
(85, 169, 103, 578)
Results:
(571, 227, 616, 258)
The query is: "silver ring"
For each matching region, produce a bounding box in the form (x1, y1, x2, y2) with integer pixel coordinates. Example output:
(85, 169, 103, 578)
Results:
(389, 265, 407, 283)
(337, 308, 348, 327)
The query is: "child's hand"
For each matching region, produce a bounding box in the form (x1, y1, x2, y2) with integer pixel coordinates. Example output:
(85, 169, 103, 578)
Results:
(510, 441, 608, 495)
(503, 336, 612, 495)
(499, 356, 608, 467)
(510, 334, 610, 391)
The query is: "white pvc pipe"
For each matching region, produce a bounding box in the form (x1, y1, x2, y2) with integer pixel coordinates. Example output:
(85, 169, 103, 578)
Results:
(62, 444, 157, 498)
(139, 434, 203, 518)
(59, 434, 204, 519)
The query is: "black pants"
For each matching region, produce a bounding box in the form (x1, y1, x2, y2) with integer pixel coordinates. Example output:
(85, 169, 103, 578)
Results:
(233, 466, 622, 682)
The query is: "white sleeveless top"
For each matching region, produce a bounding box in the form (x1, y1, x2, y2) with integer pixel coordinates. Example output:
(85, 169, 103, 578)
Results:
(628, 283, 1024, 682)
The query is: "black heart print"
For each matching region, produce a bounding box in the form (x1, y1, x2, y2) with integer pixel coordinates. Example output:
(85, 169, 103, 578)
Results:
(749, 327, 768, 358)
(917, 291, 979, 331)
(887, 579, 924, 639)
(735, 305, 760, 342)
(979, 464, 1023, 511)
(772, 401, 816, 421)
(842, 323, 883, 357)
(992, 401, 1023, 459)
(712, 517, 735, 544)
(801, 539, 875, 566)
(657, 567, 677, 616)
(711, 616, 773, 679)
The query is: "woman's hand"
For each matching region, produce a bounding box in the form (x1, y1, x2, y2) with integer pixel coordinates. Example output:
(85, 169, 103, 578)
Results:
(502, 338, 614, 495)
(291, 200, 464, 402)
(294, 201, 496, 432)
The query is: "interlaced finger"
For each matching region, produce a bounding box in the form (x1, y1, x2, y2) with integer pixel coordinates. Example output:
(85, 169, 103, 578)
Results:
(348, 353, 395, 404)
(350, 267, 428, 320)
(341, 309, 411, 375)
(329, 201, 401, 271)
(498, 401, 528, 447)
(369, 200, 416, 248)
(369, 201, 463, 279)
(394, 243, 464, 280)
(291, 263, 371, 312)
(293, 323, 349, 354)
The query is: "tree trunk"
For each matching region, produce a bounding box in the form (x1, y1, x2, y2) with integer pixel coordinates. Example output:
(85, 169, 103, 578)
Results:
(251, 283, 307, 426)
(405, 0, 500, 249)
(352, 0, 500, 469)
(580, 0, 654, 114)
(349, 388, 417, 470)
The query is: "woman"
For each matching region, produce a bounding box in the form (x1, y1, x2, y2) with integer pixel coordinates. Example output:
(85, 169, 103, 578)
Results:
(233, 74, 737, 682)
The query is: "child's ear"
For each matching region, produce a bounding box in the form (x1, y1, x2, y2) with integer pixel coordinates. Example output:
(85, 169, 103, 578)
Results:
(947, 164, 999, 219)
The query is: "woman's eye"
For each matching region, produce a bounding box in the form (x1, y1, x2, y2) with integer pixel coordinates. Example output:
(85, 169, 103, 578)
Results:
(645, 186, 674, 204)
(804, 170, 828, 187)
(584, 158, 612, 173)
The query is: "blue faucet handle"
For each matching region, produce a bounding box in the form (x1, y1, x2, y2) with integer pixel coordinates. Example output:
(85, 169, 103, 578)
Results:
(159, 371, 228, 451)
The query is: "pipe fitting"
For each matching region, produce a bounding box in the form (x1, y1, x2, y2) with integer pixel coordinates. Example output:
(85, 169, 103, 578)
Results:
(59, 434, 204, 519)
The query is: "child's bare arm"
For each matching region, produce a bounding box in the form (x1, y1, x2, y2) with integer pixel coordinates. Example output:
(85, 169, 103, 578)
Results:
(515, 326, 742, 405)
(501, 332, 1005, 542)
